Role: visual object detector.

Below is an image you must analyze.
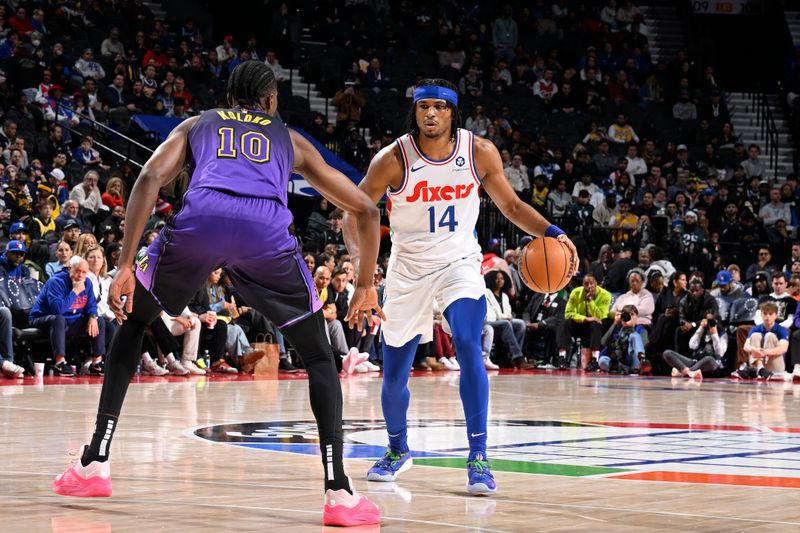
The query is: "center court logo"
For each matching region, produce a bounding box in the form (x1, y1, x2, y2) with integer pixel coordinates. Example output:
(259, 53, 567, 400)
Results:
(193, 419, 800, 488)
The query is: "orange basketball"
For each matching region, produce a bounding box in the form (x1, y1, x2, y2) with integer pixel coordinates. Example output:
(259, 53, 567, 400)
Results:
(518, 237, 574, 293)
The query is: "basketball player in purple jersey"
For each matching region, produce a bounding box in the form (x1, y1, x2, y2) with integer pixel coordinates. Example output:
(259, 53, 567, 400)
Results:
(53, 62, 382, 527)
(344, 79, 578, 494)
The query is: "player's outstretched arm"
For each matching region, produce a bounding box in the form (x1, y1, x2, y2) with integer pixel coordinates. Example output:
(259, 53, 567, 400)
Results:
(342, 144, 403, 274)
(477, 136, 579, 275)
(110, 116, 199, 321)
(290, 130, 386, 328)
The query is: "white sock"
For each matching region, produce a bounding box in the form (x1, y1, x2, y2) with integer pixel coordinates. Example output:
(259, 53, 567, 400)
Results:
(558, 349, 566, 357)
(166, 353, 177, 364)
(592, 350, 600, 359)
(794, 364, 800, 373)
(82, 361, 91, 368)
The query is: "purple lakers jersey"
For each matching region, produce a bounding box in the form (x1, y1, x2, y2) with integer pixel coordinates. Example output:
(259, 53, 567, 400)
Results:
(186, 108, 293, 204)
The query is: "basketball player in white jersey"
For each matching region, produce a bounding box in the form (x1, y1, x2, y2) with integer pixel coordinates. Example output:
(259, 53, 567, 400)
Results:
(343, 79, 578, 493)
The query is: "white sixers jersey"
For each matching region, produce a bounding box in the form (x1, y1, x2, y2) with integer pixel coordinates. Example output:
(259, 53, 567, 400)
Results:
(387, 128, 482, 265)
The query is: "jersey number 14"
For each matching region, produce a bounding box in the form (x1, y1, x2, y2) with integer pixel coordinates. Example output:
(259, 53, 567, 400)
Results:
(428, 205, 458, 233)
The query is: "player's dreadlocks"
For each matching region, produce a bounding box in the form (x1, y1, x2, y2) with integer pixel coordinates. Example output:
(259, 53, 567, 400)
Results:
(406, 78, 462, 142)
(227, 61, 277, 110)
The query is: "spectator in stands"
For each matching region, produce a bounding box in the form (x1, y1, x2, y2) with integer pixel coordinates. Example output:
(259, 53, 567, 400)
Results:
(745, 247, 776, 282)
(215, 35, 237, 68)
(0, 286, 22, 377)
(759, 187, 791, 229)
(709, 269, 746, 324)
(75, 233, 99, 258)
(664, 314, 727, 379)
(459, 64, 484, 98)
(55, 200, 81, 232)
(743, 301, 790, 380)
(533, 68, 558, 104)
(45, 241, 73, 278)
(263, 49, 286, 82)
(332, 80, 365, 129)
(625, 143, 647, 181)
(59, 219, 82, 252)
(101, 177, 125, 210)
(3, 138, 29, 168)
(504, 154, 529, 200)
(563, 273, 611, 370)
(748, 270, 772, 299)
(593, 190, 619, 227)
(166, 98, 189, 118)
(142, 40, 168, 70)
(611, 269, 655, 326)
(754, 272, 796, 330)
(186, 271, 235, 374)
(28, 200, 56, 241)
(0, 240, 31, 281)
(599, 304, 646, 374)
(485, 270, 531, 369)
(313, 266, 352, 371)
(572, 172, 599, 201)
(672, 90, 697, 121)
(609, 198, 638, 243)
(29, 256, 105, 377)
(523, 290, 566, 368)
(9, 6, 33, 37)
(530, 175, 549, 212)
(305, 196, 331, 245)
(533, 151, 560, 182)
(603, 241, 638, 294)
(741, 144, 765, 179)
(366, 57, 391, 92)
(607, 114, 639, 144)
(492, 5, 518, 61)
(677, 278, 719, 352)
(75, 48, 105, 81)
(546, 178, 571, 219)
(73, 137, 108, 171)
(672, 210, 707, 269)
(101, 28, 125, 58)
(82, 245, 117, 351)
(465, 105, 491, 138)
(318, 208, 346, 254)
(593, 139, 618, 176)
(104, 74, 136, 112)
(69, 170, 104, 217)
(4, 167, 34, 221)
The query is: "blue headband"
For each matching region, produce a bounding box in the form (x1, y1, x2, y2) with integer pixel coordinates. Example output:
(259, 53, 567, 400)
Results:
(413, 86, 458, 106)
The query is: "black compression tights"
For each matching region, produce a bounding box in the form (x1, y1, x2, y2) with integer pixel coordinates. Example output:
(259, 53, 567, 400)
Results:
(82, 282, 351, 494)
(82, 280, 162, 466)
(281, 311, 351, 493)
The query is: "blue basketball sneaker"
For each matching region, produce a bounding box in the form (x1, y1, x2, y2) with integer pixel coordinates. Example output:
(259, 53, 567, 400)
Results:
(366, 449, 413, 482)
(466, 453, 496, 495)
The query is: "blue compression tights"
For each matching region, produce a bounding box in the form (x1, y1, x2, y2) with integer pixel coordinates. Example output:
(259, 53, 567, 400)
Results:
(381, 296, 489, 458)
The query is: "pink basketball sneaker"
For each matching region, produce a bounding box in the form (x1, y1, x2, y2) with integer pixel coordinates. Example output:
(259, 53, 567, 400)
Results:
(53, 446, 112, 498)
(322, 486, 381, 526)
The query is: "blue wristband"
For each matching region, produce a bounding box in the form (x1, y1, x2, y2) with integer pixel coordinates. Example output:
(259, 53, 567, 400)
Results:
(544, 224, 565, 238)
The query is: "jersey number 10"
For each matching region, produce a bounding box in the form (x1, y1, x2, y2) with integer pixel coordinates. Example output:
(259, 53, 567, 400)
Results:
(428, 205, 458, 233)
(217, 127, 271, 163)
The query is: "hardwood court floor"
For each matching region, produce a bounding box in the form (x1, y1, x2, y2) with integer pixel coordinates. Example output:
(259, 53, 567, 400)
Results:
(3, 370, 800, 532)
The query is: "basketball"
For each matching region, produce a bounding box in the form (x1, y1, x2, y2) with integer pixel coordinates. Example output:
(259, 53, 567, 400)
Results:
(518, 237, 574, 293)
